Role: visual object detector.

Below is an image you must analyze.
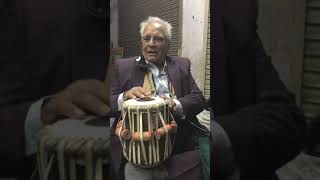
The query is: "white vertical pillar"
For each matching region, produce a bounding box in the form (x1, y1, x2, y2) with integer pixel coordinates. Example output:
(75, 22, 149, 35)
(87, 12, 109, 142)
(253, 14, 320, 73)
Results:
(110, 0, 119, 48)
(181, 0, 208, 92)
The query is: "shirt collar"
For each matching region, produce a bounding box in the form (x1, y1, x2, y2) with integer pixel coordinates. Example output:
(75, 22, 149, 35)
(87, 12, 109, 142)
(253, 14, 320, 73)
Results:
(146, 59, 167, 74)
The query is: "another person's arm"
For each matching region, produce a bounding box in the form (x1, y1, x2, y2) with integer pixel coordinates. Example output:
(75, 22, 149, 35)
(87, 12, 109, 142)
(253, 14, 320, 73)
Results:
(175, 58, 206, 121)
(215, 33, 306, 178)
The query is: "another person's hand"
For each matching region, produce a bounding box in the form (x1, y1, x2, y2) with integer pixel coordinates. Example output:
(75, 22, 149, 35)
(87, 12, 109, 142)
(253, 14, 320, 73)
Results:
(160, 95, 176, 112)
(41, 79, 110, 124)
(123, 87, 151, 101)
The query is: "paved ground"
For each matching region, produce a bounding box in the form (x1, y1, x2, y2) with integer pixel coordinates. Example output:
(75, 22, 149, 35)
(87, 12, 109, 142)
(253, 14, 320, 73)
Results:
(198, 110, 320, 180)
(277, 152, 320, 180)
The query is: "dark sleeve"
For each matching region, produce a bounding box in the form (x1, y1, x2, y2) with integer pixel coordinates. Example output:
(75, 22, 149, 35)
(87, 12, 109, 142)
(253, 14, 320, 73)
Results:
(110, 60, 121, 115)
(0, 62, 32, 164)
(216, 34, 306, 176)
(0, 0, 35, 172)
(177, 59, 206, 120)
(0, 102, 31, 157)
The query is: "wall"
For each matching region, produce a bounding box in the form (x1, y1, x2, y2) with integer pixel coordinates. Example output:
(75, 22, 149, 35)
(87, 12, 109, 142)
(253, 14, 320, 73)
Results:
(110, 0, 118, 48)
(257, 0, 306, 105)
(181, 0, 209, 92)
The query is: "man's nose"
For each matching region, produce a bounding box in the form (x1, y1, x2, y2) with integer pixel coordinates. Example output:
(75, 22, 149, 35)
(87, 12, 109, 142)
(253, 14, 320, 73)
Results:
(148, 37, 156, 46)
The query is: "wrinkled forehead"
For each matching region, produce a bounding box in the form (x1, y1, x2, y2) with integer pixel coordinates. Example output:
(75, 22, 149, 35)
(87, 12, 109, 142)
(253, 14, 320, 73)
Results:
(142, 23, 166, 37)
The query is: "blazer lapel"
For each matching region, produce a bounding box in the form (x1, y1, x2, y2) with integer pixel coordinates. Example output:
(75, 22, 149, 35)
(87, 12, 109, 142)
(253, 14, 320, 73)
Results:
(133, 56, 148, 88)
(167, 57, 182, 98)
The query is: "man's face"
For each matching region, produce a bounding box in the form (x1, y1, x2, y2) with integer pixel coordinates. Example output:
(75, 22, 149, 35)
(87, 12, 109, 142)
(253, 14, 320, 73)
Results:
(141, 24, 170, 66)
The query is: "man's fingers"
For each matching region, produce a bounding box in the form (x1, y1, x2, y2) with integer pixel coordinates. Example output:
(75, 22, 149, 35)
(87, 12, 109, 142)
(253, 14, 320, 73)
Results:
(161, 97, 176, 112)
(124, 91, 136, 101)
(42, 99, 86, 124)
(72, 93, 110, 117)
(55, 100, 86, 119)
(41, 79, 111, 124)
(134, 87, 151, 96)
(66, 80, 108, 103)
(132, 90, 147, 98)
(87, 80, 109, 103)
(127, 93, 137, 100)
(141, 89, 151, 96)
(170, 100, 176, 111)
(124, 87, 151, 100)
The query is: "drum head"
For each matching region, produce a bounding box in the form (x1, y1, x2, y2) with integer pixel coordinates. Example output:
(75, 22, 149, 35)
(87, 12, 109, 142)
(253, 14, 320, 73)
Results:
(136, 97, 155, 102)
(44, 116, 108, 139)
(123, 96, 167, 109)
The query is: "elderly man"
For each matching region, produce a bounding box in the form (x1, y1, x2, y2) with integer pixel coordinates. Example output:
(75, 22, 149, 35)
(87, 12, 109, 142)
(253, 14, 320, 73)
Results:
(110, 16, 206, 180)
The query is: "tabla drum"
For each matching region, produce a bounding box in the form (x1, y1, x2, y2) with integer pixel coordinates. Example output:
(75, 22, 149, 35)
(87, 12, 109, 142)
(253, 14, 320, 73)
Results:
(36, 116, 109, 180)
(115, 96, 177, 167)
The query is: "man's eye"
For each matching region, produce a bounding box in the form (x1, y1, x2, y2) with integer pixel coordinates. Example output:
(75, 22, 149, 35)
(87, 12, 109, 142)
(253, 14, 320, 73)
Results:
(143, 36, 150, 41)
(154, 37, 164, 41)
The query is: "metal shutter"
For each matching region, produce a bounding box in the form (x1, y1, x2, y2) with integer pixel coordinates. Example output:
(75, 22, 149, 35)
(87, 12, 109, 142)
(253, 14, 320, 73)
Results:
(118, 0, 181, 58)
(204, 1, 210, 98)
(302, 0, 320, 122)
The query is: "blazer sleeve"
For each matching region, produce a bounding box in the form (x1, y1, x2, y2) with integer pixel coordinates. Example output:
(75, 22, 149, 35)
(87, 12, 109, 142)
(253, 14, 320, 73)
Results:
(216, 33, 306, 176)
(0, 101, 32, 172)
(110, 60, 122, 115)
(177, 59, 206, 121)
(0, 0, 32, 171)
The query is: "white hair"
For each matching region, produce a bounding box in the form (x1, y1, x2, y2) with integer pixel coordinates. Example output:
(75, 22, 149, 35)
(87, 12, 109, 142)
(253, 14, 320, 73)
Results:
(139, 16, 172, 41)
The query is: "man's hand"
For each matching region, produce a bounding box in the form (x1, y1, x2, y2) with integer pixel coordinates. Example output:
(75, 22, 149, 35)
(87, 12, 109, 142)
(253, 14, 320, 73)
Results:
(123, 87, 151, 101)
(41, 79, 110, 124)
(160, 95, 176, 112)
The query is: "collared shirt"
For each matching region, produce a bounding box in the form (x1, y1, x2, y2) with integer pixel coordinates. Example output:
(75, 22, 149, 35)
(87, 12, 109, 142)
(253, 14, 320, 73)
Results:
(147, 61, 170, 97)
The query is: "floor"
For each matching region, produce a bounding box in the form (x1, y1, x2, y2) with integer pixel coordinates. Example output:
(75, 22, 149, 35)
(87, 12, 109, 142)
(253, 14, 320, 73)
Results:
(277, 151, 320, 180)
